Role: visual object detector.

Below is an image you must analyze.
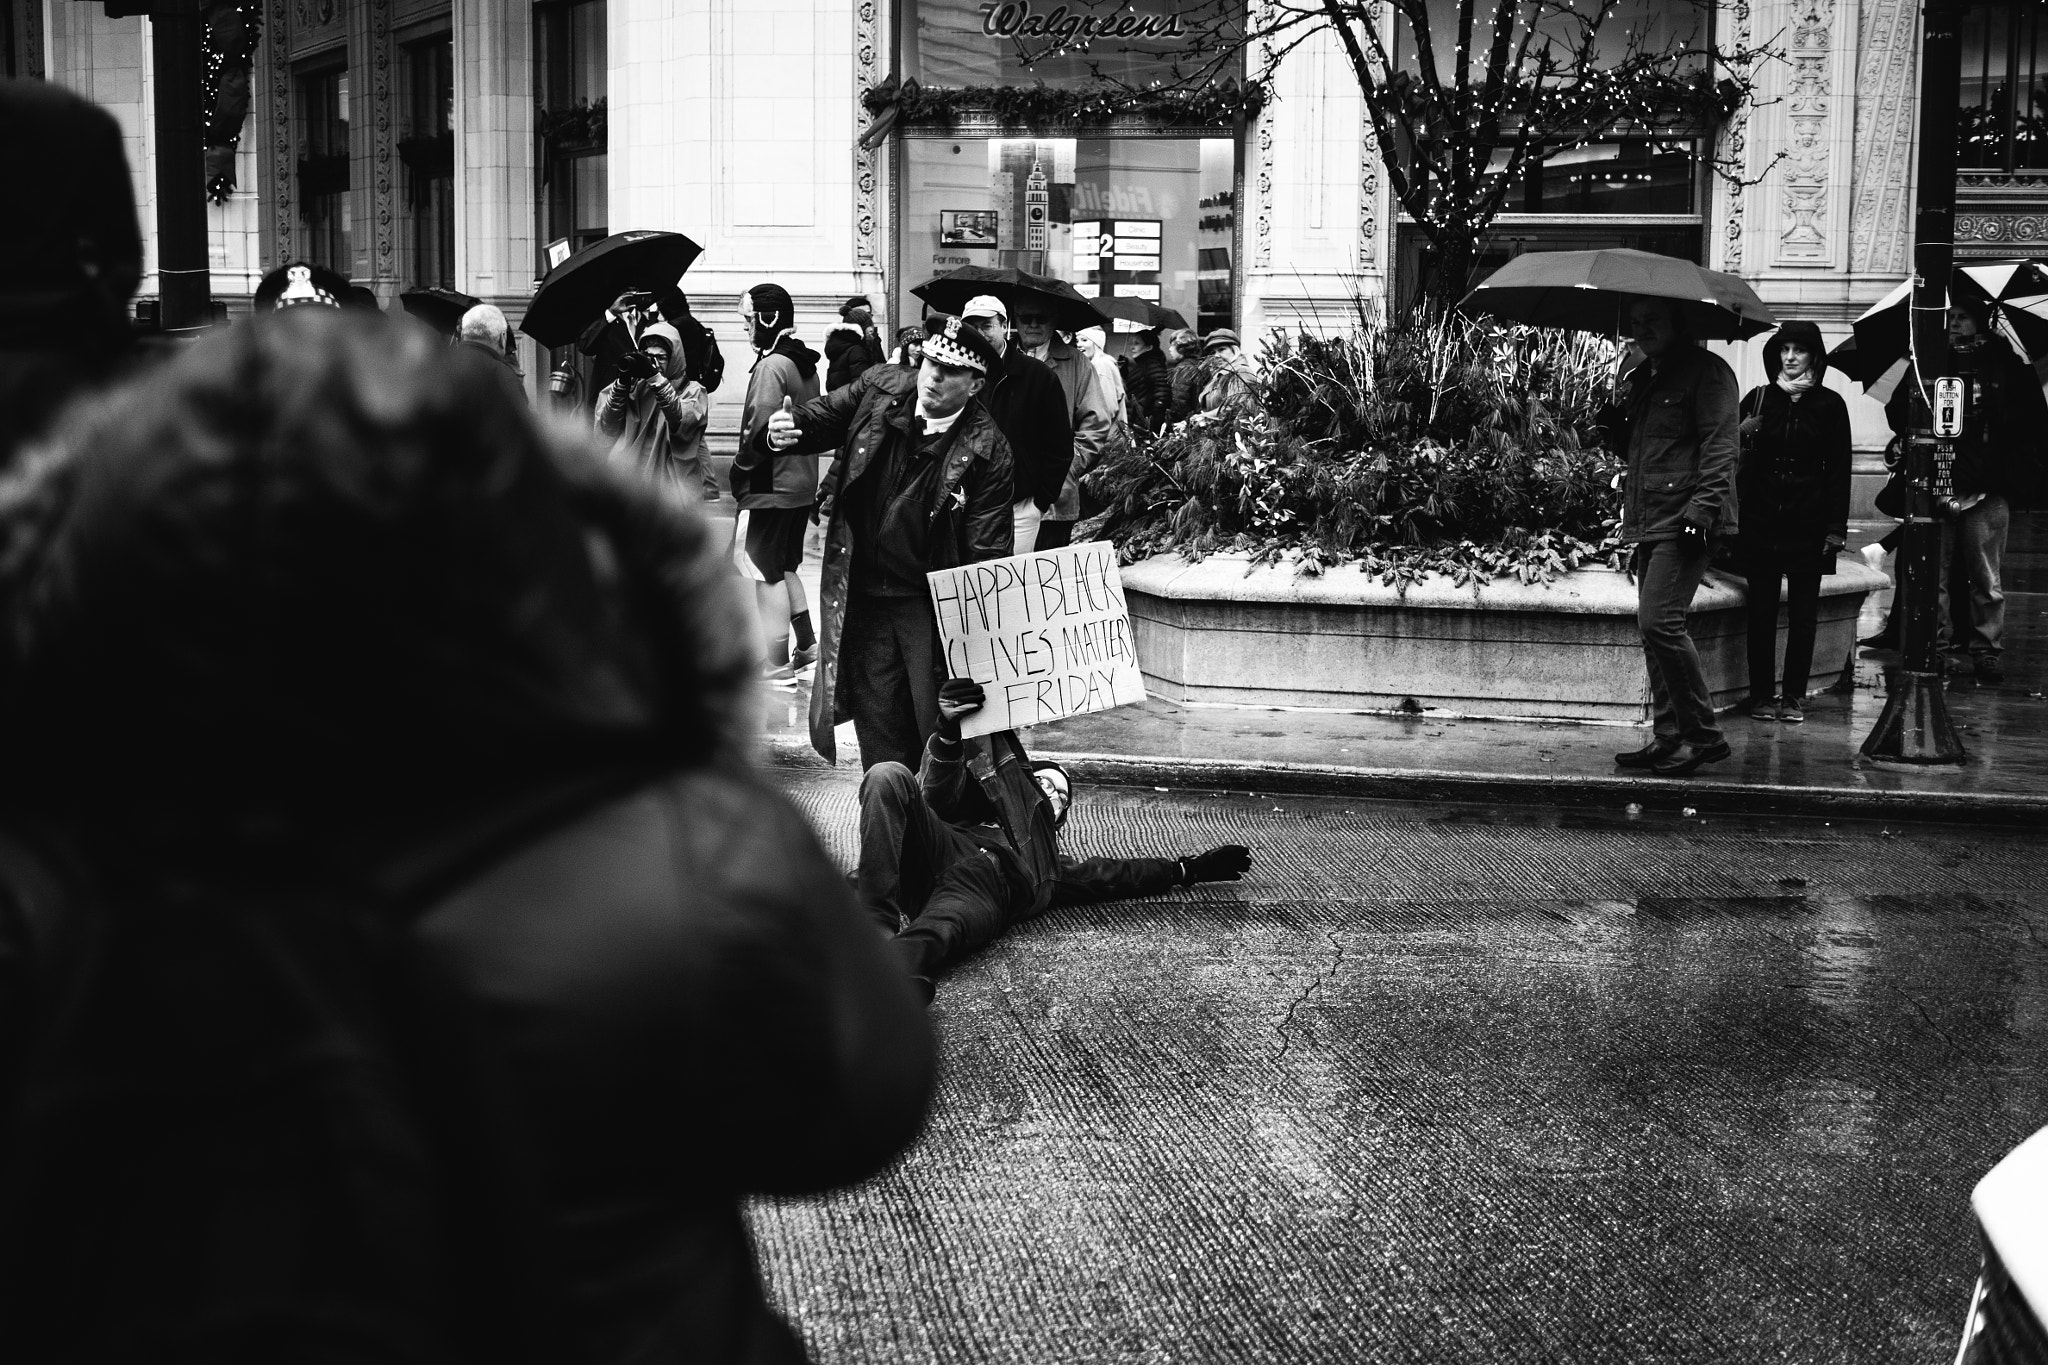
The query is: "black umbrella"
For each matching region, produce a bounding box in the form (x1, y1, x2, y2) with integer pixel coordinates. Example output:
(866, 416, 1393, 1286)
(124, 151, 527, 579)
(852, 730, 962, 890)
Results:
(1462, 248, 1775, 340)
(1090, 295, 1189, 332)
(520, 230, 702, 347)
(911, 265, 1103, 333)
(399, 286, 481, 338)
(1828, 262, 2048, 396)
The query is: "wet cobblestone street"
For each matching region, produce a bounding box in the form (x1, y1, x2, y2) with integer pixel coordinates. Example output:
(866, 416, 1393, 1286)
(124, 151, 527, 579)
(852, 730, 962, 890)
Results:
(751, 772, 2048, 1363)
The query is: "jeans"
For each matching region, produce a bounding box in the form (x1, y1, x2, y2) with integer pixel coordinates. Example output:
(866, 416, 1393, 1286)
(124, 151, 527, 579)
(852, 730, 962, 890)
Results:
(1011, 497, 1042, 555)
(1743, 560, 1824, 702)
(857, 763, 1024, 975)
(1635, 538, 1722, 746)
(1938, 493, 2009, 661)
(843, 594, 942, 771)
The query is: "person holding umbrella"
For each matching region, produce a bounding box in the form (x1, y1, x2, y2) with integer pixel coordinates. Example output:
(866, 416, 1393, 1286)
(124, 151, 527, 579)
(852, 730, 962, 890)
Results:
(1612, 297, 1742, 775)
(1734, 321, 1852, 723)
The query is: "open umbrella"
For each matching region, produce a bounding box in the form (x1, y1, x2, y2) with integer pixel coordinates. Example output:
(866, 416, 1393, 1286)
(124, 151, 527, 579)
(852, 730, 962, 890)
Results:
(1090, 295, 1189, 332)
(911, 265, 1103, 333)
(1461, 248, 1776, 340)
(519, 230, 702, 348)
(1827, 262, 2048, 395)
(399, 286, 480, 338)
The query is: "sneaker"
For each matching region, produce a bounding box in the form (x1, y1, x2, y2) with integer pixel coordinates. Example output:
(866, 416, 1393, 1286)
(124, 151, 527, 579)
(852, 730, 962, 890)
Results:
(1777, 698, 1804, 723)
(1975, 656, 2005, 685)
(790, 644, 818, 671)
(1744, 695, 1779, 721)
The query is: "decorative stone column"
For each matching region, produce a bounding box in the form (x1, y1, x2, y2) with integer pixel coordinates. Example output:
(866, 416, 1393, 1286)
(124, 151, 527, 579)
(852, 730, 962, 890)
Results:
(1847, 0, 1919, 278)
(452, 0, 534, 303)
(347, 0, 398, 296)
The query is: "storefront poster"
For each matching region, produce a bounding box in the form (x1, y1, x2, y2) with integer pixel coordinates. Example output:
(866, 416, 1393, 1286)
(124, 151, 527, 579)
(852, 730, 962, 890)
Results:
(926, 542, 1147, 738)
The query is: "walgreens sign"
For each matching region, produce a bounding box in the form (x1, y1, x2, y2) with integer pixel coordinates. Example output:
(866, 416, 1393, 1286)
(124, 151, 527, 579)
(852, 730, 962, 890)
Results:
(979, 2, 1191, 42)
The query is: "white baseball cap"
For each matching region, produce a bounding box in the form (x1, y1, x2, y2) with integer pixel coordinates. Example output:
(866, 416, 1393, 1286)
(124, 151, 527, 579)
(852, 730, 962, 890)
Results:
(961, 294, 1009, 322)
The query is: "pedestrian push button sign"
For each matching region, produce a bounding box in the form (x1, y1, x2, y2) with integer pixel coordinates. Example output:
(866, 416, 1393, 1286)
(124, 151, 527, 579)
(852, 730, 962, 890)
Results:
(927, 542, 1148, 739)
(1934, 377, 1964, 438)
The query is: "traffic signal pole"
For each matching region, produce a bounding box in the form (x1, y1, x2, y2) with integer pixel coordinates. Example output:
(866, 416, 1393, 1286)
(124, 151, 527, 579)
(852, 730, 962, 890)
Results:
(1861, 0, 1967, 764)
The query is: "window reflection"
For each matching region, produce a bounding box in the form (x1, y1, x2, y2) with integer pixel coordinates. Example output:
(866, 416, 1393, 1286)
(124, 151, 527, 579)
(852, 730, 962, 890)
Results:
(1960, 0, 2048, 171)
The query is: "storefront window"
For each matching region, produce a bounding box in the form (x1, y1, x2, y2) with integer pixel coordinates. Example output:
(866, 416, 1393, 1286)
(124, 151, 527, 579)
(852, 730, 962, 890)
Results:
(402, 34, 456, 289)
(1959, 0, 2048, 171)
(537, 0, 608, 265)
(899, 135, 1237, 337)
(297, 65, 351, 276)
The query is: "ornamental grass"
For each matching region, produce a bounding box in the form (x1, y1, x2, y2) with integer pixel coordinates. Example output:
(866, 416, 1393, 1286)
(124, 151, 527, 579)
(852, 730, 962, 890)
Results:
(1091, 309, 1629, 587)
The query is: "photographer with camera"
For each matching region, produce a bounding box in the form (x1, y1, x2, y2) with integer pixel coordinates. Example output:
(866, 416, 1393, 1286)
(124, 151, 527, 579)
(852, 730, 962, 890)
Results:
(595, 318, 715, 505)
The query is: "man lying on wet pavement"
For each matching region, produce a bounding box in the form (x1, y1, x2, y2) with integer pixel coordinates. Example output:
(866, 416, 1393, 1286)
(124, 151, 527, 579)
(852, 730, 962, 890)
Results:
(856, 677, 1252, 1002)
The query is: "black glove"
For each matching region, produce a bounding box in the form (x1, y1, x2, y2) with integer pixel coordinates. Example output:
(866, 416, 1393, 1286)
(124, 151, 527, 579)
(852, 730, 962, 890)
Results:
(1180, 845, 1251, 884)
(935, 678, 985, 742)
(615, 350, 658, 381)
(1675, 518, 1709, 550)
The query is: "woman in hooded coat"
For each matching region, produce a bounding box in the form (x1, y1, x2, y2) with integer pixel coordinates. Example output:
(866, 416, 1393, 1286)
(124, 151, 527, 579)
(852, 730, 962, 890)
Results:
(594, 319, 716, 504)
(1735, 319, 1853, 722)
(0, 310, 931, 1364)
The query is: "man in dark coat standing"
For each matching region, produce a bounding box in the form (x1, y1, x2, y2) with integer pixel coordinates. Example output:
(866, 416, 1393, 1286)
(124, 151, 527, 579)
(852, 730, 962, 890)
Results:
(1611, 296, 1741, 777)
(860, 678, 1254, 1001)
(961, 295, 1073, 553)
(762, 314, 1015, 769)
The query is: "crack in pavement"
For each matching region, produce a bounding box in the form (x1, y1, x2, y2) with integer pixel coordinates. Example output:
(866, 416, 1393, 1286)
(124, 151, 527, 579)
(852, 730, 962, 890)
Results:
(1271, 927, 1345, 1066)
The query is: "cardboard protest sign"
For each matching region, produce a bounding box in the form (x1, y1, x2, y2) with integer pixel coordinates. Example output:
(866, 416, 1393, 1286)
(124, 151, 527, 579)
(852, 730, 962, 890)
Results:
(926, 541, 1147, 739)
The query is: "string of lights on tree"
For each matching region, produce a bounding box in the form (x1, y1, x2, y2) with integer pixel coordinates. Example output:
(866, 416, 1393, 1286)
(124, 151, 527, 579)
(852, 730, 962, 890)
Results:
(861, 75, 1268, 130)
(201, 0, 263, 204)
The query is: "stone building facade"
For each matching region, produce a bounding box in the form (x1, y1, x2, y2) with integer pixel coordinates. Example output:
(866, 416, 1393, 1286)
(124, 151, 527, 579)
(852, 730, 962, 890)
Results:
(4, 0, 2036, 477)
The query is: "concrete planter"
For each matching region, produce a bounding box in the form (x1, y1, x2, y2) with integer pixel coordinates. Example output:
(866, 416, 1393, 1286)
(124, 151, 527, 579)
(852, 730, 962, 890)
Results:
(1121, 552, 1890, 723)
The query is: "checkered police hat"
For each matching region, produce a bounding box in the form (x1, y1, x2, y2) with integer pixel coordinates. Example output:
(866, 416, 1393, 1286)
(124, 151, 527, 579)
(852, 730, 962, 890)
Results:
(921, 314, 1000, 375)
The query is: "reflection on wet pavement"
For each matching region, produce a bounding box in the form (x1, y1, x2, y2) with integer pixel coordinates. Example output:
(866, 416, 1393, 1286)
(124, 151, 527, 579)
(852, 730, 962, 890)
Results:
(752, 776, 2048, 1363)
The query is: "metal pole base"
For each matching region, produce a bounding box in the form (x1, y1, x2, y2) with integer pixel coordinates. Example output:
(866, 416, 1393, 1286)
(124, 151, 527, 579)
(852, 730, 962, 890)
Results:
(1860, 668, 1967, 764)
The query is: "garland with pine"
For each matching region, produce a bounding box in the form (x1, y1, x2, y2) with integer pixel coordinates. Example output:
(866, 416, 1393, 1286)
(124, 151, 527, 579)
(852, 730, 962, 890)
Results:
(861, 76, 1266, 130)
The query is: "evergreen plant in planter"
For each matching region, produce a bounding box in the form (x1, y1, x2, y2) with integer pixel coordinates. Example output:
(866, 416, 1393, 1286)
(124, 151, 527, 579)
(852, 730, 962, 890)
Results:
(1089, 313, 1885, 720)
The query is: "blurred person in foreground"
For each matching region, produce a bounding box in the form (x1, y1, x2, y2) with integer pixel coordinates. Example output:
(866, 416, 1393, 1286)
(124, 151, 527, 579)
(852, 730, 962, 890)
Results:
(761, 314, 1014, 769)
(0, 78, 142, 463)
(859, 679, 1253, 1003)
(0, 309, 932, 1363)
(596, 319, 716, 504)
(1734, 321, 1852, 724)
(731, 283, 824, 683)
(1610, 296, 1741, 777)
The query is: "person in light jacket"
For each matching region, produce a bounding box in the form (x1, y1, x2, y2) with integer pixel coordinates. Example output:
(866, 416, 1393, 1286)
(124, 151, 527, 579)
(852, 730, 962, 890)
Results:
(594, 320, 715, 503)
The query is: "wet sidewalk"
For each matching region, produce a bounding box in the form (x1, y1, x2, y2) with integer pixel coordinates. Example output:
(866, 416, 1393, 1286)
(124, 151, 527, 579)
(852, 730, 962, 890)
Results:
(754, 516, 2048, 825)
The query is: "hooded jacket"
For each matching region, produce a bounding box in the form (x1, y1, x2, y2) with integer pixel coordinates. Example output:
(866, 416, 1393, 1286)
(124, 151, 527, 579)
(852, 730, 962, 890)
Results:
(750, 364, 1015, 763)
(595, 320, 715, 503)
(732, 334, 823, 509)
(824, 322, 885, 392)
(1737, 320, 1852, 571)
(0, 311, 932, 1364)
(1126, 346, 1171, 433)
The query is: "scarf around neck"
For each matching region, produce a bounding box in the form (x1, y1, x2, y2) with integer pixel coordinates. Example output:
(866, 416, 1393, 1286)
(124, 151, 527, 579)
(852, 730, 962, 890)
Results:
(1776, 368, 1818, 397)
